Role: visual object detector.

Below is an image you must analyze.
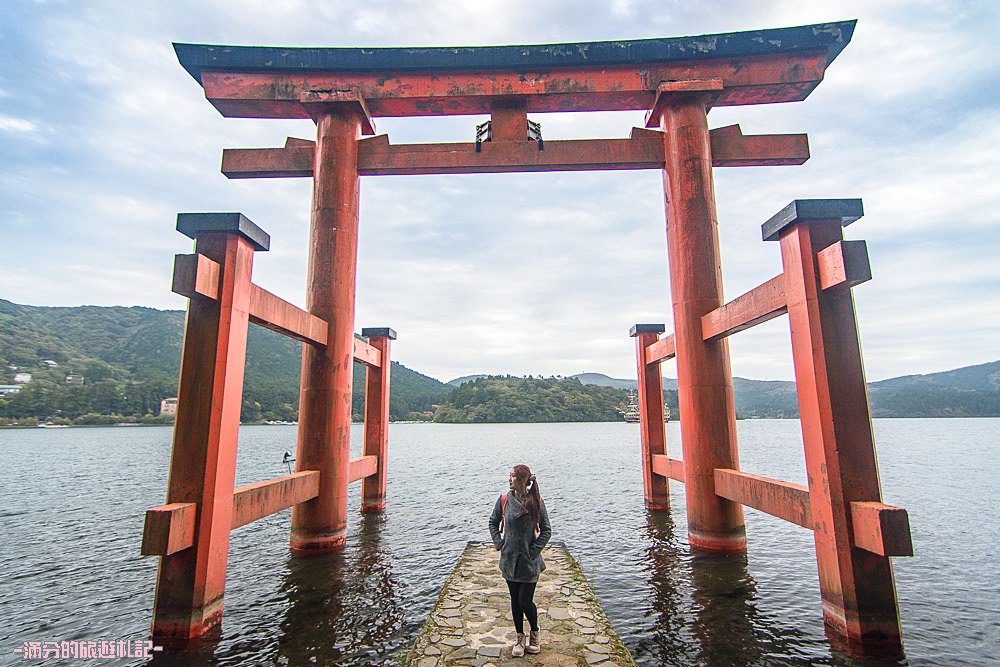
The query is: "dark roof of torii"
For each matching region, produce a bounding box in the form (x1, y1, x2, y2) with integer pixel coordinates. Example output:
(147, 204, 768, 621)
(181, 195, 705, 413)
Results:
(174, 20, 856, 84)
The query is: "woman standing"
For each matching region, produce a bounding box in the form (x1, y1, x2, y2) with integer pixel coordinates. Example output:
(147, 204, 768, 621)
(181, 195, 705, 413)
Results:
(488, 464, 552, 657)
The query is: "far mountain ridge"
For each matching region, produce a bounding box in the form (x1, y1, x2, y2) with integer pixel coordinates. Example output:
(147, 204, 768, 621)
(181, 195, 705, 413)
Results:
(451, 363, 1000, 419)
(447, 374, 491, 387)
(480, 364, 1000, 396)
(0, 298, 451, 423)
(2, 298, 997, 421)
(869, 360, 1000, 392)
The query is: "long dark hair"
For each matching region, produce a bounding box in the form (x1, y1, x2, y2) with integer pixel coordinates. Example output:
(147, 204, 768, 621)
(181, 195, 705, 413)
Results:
(512, 464, 542, 531)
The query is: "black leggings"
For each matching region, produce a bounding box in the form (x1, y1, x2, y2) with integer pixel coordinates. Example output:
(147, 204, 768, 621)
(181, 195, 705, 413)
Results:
(505, 580, 539, 634)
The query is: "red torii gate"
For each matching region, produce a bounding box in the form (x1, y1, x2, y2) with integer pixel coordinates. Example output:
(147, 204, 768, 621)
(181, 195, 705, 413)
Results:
(141, 19, 912, 659)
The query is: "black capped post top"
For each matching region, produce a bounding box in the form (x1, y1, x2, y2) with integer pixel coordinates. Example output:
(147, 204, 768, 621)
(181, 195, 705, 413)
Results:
(630, 324, 666, 337)
(173, 20, 856, 84)
(361, 327, 397, 340)
(761, 199, 864, 242)
(176, 212, 270, 251)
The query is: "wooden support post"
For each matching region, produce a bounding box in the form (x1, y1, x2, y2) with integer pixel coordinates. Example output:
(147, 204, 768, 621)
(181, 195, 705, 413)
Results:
(150, 213, 269, 639)
(491, 104, 528, 142)
(766, 199, 905, 659)
(291, 95, 368, 553)
(630, 324, 669, 510)
(656, 87, 746, 553)
(360, 327, 395, 512)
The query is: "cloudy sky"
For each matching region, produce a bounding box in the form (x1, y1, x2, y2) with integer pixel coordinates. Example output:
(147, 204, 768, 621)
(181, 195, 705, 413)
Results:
(2, 0, 997, 383)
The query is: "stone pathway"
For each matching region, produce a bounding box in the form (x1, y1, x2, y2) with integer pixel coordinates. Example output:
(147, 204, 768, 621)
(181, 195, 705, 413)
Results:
(403, 541, 635, 666)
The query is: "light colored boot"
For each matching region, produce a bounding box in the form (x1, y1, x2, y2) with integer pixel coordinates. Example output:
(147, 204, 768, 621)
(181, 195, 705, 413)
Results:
(512, 632, 526, 657)
(526, 629, 540, 654)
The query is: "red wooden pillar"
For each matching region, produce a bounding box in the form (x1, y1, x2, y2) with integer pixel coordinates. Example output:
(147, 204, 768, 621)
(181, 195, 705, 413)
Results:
(767, 199, 904, 658)
(291, 93, 374, 552)
(654, 86, 746, 553)
(630, 324, 669, 510)
(151, 213, 269, 639)
(361, 327, 395, 512)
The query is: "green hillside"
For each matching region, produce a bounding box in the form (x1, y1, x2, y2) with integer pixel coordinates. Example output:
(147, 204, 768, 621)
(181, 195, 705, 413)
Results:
(433, 375, 678, 423)
(570, 365, 1000, 419)
(0, 299, 451, 424)
(2, 299, 996, 425)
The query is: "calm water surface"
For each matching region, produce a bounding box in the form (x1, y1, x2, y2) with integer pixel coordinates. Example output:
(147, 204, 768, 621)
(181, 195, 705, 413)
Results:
(1, 419, 997, 666)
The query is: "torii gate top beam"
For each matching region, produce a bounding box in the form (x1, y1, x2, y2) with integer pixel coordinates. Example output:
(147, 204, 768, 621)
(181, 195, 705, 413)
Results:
(174, 20, 855, 119)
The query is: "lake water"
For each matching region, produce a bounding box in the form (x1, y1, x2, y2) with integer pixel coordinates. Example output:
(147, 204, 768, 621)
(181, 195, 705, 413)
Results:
(1, 419, 997, 666)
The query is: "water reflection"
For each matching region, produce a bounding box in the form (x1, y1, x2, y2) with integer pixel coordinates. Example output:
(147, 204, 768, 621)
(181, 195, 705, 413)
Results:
(641, 512, 826, 667)
(688, 551, 766, 665)
(4, 422, 974, 666)
(147, 632, 223, 667)
(144, 514, 404, 667)
(277, 514, 404, 666)
(638, 511, 692, 665)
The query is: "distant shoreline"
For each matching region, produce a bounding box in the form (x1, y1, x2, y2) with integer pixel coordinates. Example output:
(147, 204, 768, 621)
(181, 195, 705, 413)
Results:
(3, 415, 997, 431)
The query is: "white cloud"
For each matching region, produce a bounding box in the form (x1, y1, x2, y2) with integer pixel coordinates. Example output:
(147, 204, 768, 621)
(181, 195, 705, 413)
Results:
(0, 115, 40, 133)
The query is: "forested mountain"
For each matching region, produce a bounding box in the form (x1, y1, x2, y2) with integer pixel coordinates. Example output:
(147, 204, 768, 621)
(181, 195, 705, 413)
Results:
(567, 364, 1000, 419)
(0, 299, 451, 424)
(869, 361, 1000, 392)
(433, 375, 678, 423)
(866, 360, 1000, 417)
(2, 299, 996, 424)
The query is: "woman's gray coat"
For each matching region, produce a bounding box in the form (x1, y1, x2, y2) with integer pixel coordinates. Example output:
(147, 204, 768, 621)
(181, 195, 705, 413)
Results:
(488, 491, 552, 583)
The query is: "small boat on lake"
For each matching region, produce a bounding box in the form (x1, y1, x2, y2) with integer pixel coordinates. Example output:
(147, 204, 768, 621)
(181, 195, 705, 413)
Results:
(618, 390, 671, 422)
(619, 392, 640, 422)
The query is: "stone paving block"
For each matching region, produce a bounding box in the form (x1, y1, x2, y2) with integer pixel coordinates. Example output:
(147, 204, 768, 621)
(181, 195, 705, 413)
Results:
(404, 541, 635, 666)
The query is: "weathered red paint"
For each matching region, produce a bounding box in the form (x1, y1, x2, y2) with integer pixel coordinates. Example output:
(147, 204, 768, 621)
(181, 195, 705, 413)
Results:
(249, 285, 329, 345)
(172, 253, 220, 300)
(349, 455, 379, 483)
(490, 106, 528, 142)
(850, 501, 913, 557)
(361, 334, 392, 512)
(221, 125, 808, 178)
(713, 468, 812, 529)
(645, 79, 724, 127)
(817, 240, 872, 291)
(779, 217, 904, 658)
(199, 51, 828, 119)
(633, 330, 669, 510)
(701, 273, 787, 342)
(644, 334, 676, 365)
(658, 94, 746, 553)
(352, 337, 381, 368)
(300, 90, 376, 135)
(708, 124, 810, 167)
(142, 502, 197, 556)
(173, 251, 340, 349)
(151, 232, 254, 639)
(650, 454, 686, 483)
(144, 472, 322, 556)
(291, 108, 364, 554)
(231, 471, 321, 530)
(222, 145, 315, 178)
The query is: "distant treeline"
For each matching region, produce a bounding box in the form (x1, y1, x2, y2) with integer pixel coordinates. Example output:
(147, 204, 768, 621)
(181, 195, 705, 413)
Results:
(432, 376, 678, 423)
(2, 299, 998, 424)
(0, 299, 450, 425)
